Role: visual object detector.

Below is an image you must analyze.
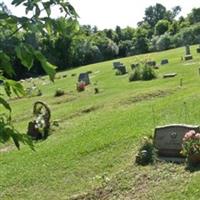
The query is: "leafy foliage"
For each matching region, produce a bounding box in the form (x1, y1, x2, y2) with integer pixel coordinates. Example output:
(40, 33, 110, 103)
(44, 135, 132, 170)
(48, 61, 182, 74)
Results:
(129, 67, 141, 82)
(0, 0, 77, 148)
(135, 137, 155, 166)
(54, 89, 65, 97)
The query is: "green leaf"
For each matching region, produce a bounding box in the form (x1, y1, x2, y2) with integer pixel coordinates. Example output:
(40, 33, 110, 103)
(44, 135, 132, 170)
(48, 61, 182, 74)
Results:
(35, 4, 40, 18)
(15, 44, 34, 70)
(11, 0, 26, 6)
(34, 51, 56, 81)
(0, 51, 15, 77)
(4, 79, 25, 97)
(43, 2, 51, 17)
(0, 97, 11, 112)
(0, 13, 8, 20)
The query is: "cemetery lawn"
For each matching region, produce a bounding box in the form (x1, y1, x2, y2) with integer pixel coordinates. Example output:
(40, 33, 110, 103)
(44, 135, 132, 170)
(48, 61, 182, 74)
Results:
(1, 45, 200, 199)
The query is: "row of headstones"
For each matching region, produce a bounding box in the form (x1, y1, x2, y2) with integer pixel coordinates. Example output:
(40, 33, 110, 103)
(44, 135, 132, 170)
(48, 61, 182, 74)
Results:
(184, 45, 200, 60)
(112, 59, 169, 76)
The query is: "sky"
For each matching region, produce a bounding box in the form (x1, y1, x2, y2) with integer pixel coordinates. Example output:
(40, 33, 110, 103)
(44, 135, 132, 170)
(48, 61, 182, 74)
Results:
(2, 0, 200, 30)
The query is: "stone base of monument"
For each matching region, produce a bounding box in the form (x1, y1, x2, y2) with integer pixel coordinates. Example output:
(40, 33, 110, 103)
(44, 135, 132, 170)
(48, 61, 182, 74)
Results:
(163, 73, 177, 78)
(158, 156, 185, 163)
(196, 48, 200, 53)
(154, 124, 200, 163)
(184, 55, 193, 60)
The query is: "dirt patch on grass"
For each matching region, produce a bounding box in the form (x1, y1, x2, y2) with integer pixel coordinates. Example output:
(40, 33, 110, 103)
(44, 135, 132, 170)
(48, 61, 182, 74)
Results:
(69, 162, 191, 200)
(51, 95, 77, 105)
(0, 145, 15, 153)
(120, 89, 176, 106)
(60, 105, 102, 123)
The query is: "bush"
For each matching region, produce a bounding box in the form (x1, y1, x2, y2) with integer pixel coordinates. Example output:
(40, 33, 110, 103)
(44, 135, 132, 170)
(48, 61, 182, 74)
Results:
(156, 33, 171, 51)
(129, 67, 141, 81)
(129, 64, 156, 82)
(135, 137, 155, 166)
(115, 69, 123, 76)
(142, 65, 157, 80)
(54, 89, 65, 97)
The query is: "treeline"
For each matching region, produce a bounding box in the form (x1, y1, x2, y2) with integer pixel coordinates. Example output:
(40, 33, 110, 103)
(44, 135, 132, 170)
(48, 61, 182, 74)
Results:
(1, 3, 200, 79)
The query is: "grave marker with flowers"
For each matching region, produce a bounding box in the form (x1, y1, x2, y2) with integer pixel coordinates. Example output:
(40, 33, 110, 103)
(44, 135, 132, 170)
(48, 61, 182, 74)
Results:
(181, 130, 200, 165)
(154, 124, 200, 162)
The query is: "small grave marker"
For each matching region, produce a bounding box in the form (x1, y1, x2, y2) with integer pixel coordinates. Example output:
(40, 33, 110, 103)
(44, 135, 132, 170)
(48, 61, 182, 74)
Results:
(146, 61, 156, 67)
(161, 59, 169, 65)
(116, 66, 127, 75)
(184, 45, 193, 60)
(197, 45, 200, 53)
(113, 62, 123, 69)
(78, 73, 90, 85)
(163, 73, 177, 78)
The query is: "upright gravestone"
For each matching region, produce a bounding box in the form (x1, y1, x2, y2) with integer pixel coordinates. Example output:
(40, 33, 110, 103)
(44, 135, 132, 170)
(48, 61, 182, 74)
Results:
(196, 45, 200, 53)
(116, 65, 127, 75)
(113, 62, 123, 69)
(154, 124, 199, 159)
(184, 45, 193, 60)
(78, 73, 90, 85)
(161, 59, 169, 65)
(146, 61, 156, 67)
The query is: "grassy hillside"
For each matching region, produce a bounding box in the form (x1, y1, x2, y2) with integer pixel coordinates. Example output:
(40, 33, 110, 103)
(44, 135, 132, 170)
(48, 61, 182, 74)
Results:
(1, 45, 200, 199)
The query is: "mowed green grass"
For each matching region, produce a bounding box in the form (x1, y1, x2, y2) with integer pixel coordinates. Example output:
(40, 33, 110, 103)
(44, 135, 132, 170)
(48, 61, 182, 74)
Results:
(1, 45, 200, 199)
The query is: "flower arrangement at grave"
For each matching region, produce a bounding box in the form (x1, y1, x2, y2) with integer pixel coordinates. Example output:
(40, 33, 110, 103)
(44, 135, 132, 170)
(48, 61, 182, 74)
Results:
(135, 136, 155, 165)
(76, 81, 85, 92)
(181, 130, 200, 165)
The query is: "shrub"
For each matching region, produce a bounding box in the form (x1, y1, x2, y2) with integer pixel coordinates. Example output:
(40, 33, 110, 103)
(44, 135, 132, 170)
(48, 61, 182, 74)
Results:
(142, 65, 157, 80)
(115, 69, 123, 76)
(129, 67, 141, 82)
(135, 137, 155, 166)
(54, 89, 65, 97)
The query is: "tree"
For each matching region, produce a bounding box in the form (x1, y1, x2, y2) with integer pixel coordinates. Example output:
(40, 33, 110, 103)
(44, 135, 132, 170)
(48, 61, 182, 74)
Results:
(132, 28, 149, 54)
(144, 3, 167, 28)
(0, 0, 78, 148)
(155, 20, 170, 35)
(188, 8, 200, 24)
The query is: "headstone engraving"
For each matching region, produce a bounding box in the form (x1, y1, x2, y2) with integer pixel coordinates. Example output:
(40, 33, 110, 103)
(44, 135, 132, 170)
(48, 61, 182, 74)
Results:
(78, 73, 90, 85)
(154, 124, 199, 157)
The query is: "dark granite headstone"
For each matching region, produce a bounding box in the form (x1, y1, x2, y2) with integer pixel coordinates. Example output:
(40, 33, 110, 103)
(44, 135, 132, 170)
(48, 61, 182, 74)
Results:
(154, 124, 199, 157)
(161, 59, 169, 65)
(113, 62, 123, 69)
(146, 61, 156, 67)
(116, 66, 127, 75)
(197, 45, 200, 53)
(78, 73, 90, 85)
(184, 45, 193, 60)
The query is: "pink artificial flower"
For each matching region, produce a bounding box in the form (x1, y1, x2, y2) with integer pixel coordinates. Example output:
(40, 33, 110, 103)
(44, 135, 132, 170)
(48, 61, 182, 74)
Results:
(195, 133, 200, 139)
(183, 130, 196, 141)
